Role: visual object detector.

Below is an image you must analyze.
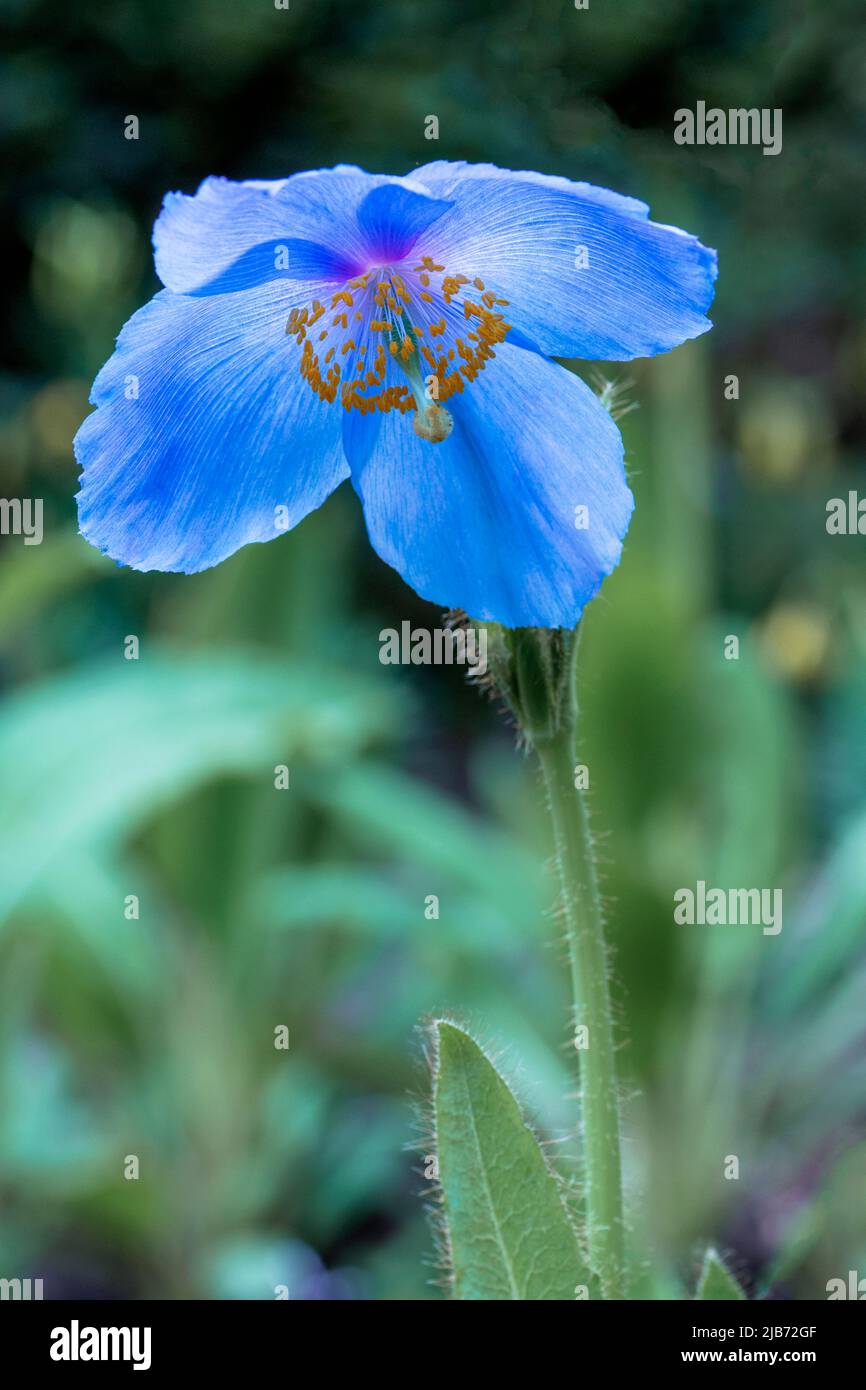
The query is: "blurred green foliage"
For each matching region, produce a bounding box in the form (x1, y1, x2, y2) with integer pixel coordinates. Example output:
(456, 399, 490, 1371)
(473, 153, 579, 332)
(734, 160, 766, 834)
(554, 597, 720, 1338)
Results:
(1, 0, 865, 1298)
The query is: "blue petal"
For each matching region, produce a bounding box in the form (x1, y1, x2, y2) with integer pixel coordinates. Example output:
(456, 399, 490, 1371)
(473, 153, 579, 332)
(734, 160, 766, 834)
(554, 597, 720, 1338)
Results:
(75, 286, 347, 573)
(343, 343, 633, 628)
(153, 177, 327, 294)
(356, 183, 452, 261)
(154, 167, 450, 296)
(414, 159, 651, 217)
(411, 160, 717, 361)
(178, 237, 360, 298)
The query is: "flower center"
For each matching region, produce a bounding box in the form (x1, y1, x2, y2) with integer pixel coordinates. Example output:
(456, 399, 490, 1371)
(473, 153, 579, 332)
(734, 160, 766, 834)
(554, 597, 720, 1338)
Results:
(285, 257, 511, 443)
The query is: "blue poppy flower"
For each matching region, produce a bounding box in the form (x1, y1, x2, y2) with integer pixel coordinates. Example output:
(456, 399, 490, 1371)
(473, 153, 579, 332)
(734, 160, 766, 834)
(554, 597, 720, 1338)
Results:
(75, 162, 716, 628)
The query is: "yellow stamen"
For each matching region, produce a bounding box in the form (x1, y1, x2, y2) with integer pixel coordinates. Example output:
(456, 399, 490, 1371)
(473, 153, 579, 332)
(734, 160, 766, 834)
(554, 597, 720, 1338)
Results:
(286, 255, 511, 425)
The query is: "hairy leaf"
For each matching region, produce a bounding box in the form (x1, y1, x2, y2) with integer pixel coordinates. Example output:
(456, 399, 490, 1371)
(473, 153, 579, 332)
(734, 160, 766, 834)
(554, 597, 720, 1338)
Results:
(696, 1248, 746, 1300)
(433, 1020, 587, 1300)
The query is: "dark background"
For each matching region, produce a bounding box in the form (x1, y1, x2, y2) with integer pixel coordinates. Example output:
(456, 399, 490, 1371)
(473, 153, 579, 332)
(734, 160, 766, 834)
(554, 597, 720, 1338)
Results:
(1, 0, 865, 1299)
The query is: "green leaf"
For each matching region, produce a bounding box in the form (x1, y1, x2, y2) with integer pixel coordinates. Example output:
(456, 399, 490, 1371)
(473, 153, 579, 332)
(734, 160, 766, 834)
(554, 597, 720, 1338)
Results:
(316, 762, 542, 927)
(254, 863, 530, 955)
(0, 650, 395, 924)
(695, 1248, 747, 1300)
(433, 1019, 587, 1300)
(768, 813, 866, 1016)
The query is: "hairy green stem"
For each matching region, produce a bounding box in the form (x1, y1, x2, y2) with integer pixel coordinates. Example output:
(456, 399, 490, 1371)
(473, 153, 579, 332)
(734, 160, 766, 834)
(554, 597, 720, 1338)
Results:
(536, 717, 626, 1300)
